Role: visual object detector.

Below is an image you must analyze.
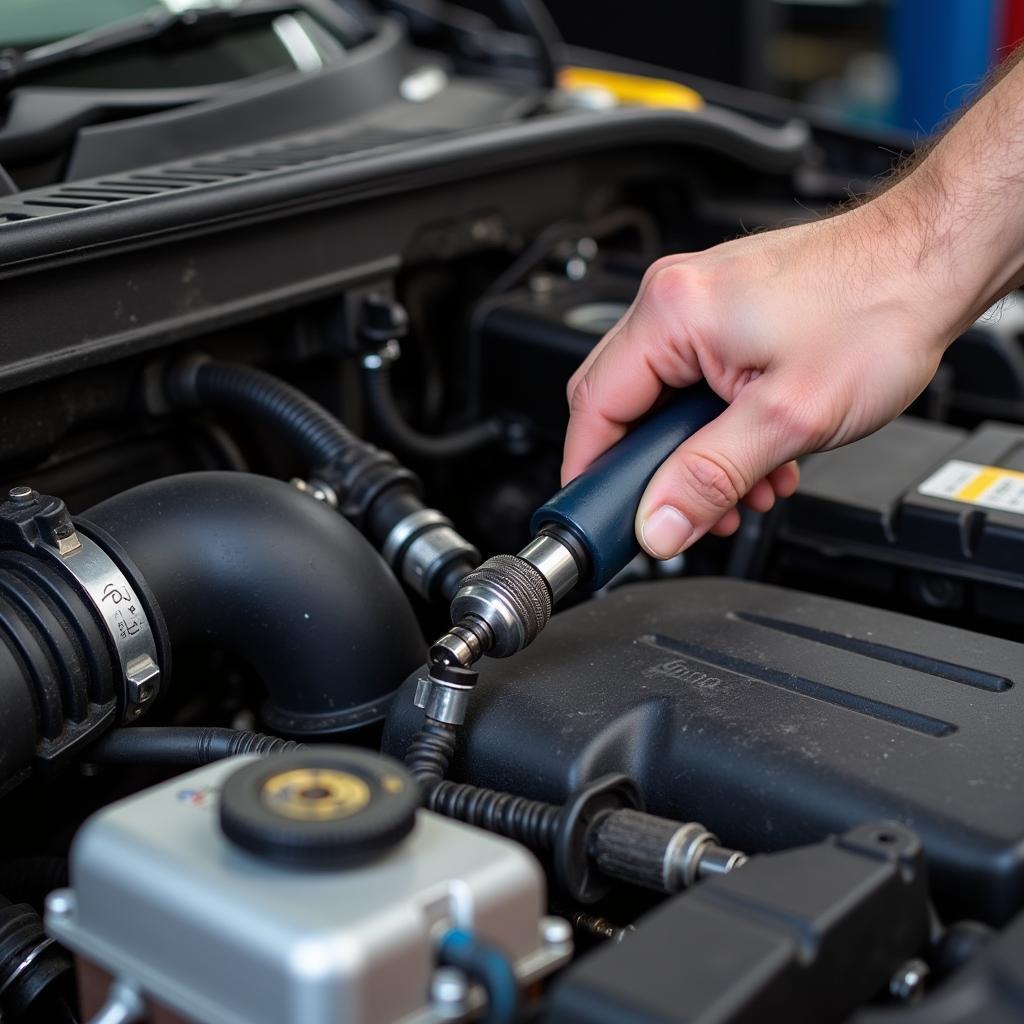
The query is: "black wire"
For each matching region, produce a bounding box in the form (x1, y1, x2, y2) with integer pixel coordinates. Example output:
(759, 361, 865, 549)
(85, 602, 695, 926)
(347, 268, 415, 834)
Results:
(363, 362, 505, 460)
(86, 727, 303, 768)
(496, 0, 561, 87)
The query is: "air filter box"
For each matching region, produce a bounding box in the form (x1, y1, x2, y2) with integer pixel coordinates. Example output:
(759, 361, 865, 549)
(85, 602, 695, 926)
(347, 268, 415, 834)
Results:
(384, 578, 1024, 924)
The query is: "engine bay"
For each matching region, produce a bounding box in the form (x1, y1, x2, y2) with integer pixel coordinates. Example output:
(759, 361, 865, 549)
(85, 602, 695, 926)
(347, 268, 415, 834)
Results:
(2, 8, 1024, 1022)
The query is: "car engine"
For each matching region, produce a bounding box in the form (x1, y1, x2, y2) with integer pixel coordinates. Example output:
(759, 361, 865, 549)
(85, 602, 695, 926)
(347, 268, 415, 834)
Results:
(0, 4, 1023, 1022)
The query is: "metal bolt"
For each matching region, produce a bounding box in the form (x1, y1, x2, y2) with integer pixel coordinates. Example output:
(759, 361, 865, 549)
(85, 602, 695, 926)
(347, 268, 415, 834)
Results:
(8, 485, 34, 504)
(889, 958, 929, 1002)
(290, 479, 338, 507)
(123, 655, 160, 723)
(565, 910, 633, 944)
(431, 966, 469, 1016)
(45, 889, 75, 918)
(540, 915, 573, 947)
(86, 979, 146, 1024)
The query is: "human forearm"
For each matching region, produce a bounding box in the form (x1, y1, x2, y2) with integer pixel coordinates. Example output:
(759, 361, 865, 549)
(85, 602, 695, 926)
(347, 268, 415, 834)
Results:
(858, 50, 1024, 340)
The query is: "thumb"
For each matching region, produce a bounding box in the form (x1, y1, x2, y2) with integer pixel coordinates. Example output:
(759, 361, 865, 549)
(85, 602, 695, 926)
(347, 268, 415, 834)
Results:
(635, 383, 814, 558)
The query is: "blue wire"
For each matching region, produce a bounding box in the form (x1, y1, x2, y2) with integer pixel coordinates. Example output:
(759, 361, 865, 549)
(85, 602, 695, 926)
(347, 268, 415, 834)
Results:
(438, 928, 522, 1024)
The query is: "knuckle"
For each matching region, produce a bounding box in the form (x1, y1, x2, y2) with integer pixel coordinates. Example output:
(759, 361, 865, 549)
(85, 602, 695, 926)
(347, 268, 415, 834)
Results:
(567, 372, 596, 418)
(762, 392, 829, 450)
(641, 255, 680, 287)
(565, 369, 584, 407)
(646, 264, 692, 308)
(676, 451, 744, 511)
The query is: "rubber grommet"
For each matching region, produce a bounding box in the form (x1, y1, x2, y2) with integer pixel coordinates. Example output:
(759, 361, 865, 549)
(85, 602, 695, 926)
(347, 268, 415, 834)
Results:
(220, 747, 418, 869)
(554, 773, 643, 903)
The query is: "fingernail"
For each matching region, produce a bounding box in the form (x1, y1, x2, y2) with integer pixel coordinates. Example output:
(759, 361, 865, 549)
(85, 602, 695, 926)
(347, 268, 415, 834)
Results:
(640, 505, 694, 558)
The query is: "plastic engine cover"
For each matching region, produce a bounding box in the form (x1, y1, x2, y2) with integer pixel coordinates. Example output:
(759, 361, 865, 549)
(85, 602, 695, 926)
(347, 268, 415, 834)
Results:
(384, 579, 1024, 924)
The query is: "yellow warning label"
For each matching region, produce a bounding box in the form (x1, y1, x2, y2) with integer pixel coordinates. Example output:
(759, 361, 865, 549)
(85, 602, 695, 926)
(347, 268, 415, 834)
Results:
(918, 460, 1024, 514)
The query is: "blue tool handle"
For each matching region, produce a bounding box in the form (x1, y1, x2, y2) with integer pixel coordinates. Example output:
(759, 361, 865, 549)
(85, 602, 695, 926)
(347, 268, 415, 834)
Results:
(531, 389, 726, 590)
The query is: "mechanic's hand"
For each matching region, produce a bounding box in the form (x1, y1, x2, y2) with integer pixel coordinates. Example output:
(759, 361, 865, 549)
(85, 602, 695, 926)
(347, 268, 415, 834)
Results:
(562, 209, 959, 559)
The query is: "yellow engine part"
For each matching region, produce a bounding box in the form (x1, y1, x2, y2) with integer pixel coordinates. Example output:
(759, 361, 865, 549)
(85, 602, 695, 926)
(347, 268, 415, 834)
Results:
(557, 66, 704, 111)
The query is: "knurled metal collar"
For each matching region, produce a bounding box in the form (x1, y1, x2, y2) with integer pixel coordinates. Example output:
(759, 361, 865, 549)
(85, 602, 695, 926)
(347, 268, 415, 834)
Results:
(452, 555, 552, 657)
(43, 530, 161, 723)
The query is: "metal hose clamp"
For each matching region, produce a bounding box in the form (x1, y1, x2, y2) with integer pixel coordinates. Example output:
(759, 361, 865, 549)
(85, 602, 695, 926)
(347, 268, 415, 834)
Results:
(44, 529, 161, 723)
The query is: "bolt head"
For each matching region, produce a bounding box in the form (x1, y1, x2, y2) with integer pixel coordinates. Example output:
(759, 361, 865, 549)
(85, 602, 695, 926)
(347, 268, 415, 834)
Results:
(890, 958, 929, 1002)
(8, 485, 35, 504)
(46, 889, 75, 918)
(541, 915, 573, 947)
(432, 966, 469, 1009)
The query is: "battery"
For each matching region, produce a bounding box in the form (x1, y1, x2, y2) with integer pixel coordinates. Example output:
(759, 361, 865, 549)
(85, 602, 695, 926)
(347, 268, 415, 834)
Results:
(774, 415, 1024, 632)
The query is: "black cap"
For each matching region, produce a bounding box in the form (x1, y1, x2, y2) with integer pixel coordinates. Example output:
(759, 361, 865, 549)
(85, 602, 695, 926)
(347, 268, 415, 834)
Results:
(220, 747, 418, 869)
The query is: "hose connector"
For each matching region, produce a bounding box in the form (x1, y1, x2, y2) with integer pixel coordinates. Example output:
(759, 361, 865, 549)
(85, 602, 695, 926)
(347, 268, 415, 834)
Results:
(433, 528, 584, 665)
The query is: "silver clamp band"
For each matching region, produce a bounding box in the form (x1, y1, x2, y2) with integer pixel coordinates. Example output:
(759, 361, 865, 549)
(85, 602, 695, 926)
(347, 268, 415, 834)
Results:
(46, 531, 161, 723)
(0, 937, 54, 1000)
(413, 673, 474, 726)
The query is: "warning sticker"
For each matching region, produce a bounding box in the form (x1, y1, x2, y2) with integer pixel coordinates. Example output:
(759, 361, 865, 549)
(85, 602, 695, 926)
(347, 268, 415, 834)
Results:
(917, 459, 1024, 514)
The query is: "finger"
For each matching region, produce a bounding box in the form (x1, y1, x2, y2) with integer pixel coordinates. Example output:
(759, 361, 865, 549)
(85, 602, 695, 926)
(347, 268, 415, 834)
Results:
(709, 508, 742, 537)
(562, 266, 710, 484)
(742, 477, 776, 513)
(564, 254, 692, 407)
(769, 460, 800, 498)
(635, 380, 822, 558)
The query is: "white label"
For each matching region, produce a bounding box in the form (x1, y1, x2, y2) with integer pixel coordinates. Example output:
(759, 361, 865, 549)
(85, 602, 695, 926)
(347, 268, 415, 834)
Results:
(918, 459, 1024, 515)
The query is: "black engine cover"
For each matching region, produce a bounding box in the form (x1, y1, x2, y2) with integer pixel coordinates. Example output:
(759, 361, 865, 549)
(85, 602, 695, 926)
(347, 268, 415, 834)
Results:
(384, 579, 1024, 923)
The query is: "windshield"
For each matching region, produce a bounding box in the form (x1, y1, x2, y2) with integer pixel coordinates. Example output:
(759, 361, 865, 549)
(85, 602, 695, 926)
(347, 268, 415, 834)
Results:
(0, 1, 349, 89)
(2, 0, 190, 50)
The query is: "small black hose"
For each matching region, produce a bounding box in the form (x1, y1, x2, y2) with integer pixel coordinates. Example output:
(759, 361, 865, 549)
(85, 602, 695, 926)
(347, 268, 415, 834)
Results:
(438, 928, 522, 1024)
(168, 358, 362, 470)
(363, 363, 506, 460)
(497, 0, 560, 88)
(405, 721, 561, 849)
(405, 719, 459, 785)
(87, 727, 303, 768)
(428, 780, 560, 851)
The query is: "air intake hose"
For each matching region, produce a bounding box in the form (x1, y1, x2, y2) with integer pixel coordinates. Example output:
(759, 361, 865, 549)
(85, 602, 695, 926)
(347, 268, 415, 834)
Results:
(0, 473, 423, 789)
(85, 472, 424, 736)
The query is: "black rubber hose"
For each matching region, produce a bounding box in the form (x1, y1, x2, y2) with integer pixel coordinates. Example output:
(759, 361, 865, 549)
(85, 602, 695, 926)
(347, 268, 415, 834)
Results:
(84, 473, 424, 736)
(362, 363, 506, 460)
(168, 358, 362, 469)
(88, 727, 303, 767)
(497, 0, 559, 88)
(165, 358, 482, 603)
(405, 719, 459, 785)
(428, 780, 560, 851)
(167, 356, 427, 534)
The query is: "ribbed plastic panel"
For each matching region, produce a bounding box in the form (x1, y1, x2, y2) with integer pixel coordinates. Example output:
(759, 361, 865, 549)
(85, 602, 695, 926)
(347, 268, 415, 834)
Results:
(0, 123, 436, 224)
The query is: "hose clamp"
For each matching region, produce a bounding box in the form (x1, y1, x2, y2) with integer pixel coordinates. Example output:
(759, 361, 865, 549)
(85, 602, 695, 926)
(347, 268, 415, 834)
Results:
(414, 663, 478, 725)
(45, 531, 161, 723)
(0, 937, 54, 1000)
